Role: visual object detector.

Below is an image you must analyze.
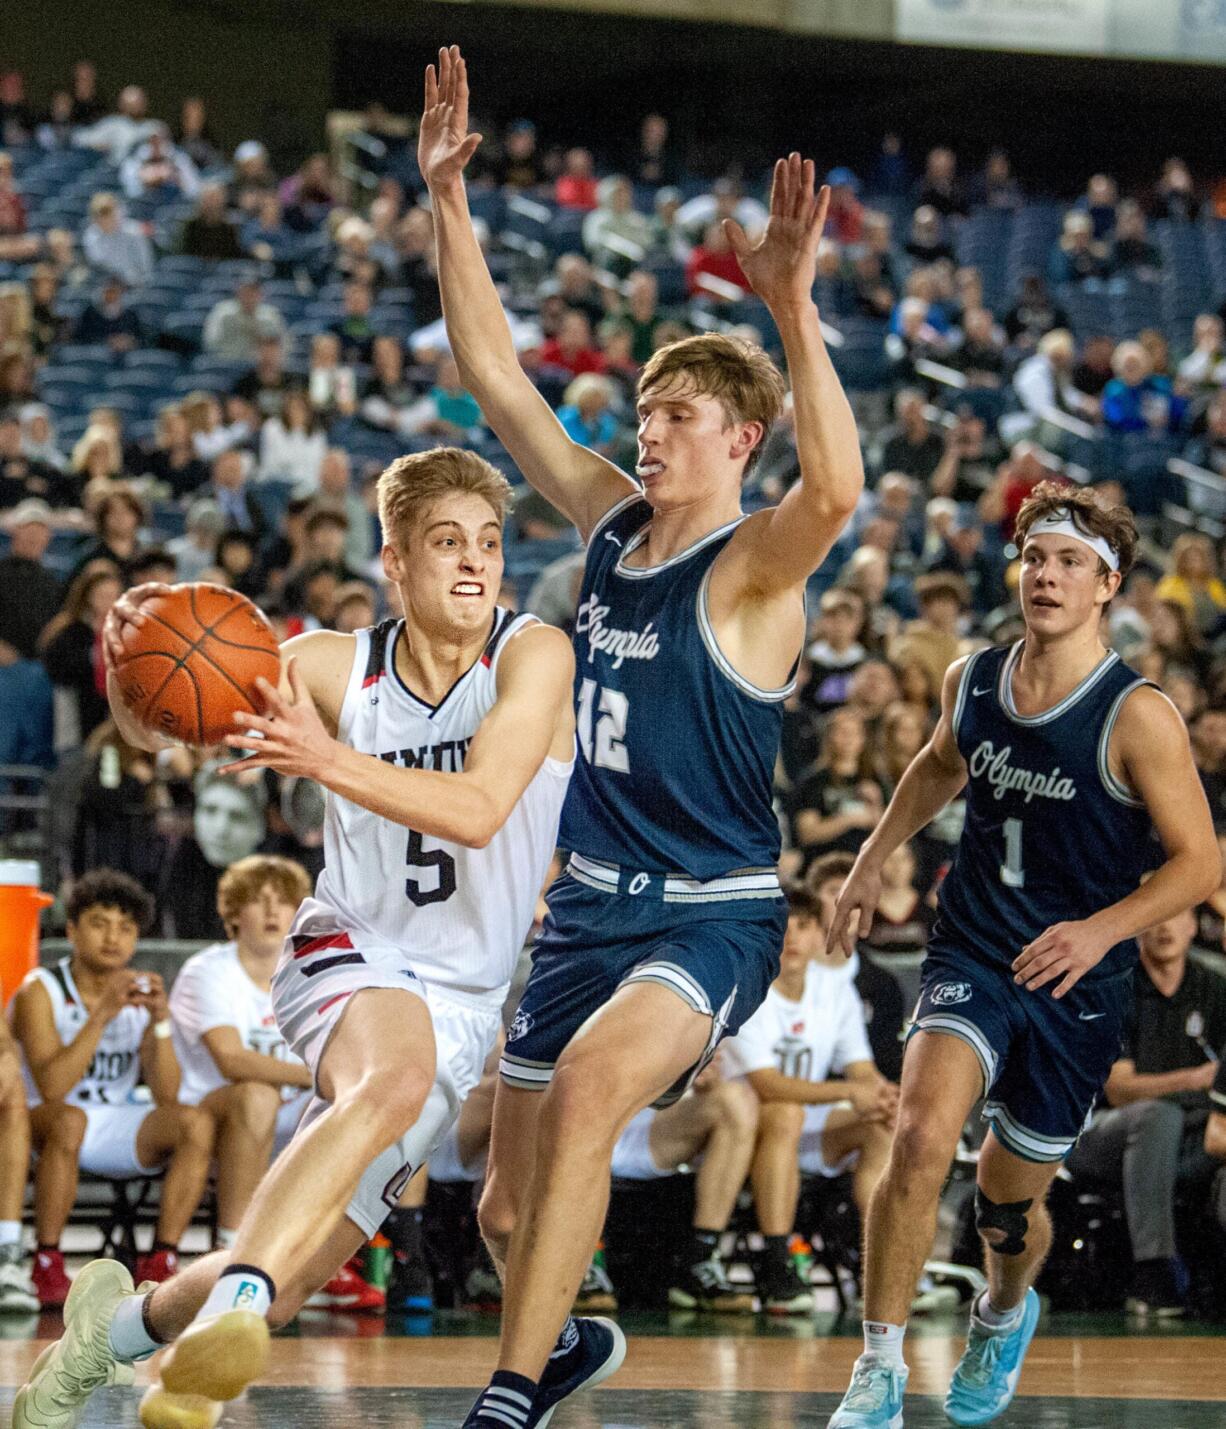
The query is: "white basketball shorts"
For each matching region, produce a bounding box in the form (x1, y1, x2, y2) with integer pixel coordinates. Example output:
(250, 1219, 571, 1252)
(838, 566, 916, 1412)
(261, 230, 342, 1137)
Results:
(798, 1100, 859, 1178)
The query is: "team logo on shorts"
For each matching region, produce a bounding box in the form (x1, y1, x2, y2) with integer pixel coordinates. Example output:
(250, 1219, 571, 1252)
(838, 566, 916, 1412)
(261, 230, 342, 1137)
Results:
(507, 1007, 534, 1043)
(931, 981, 973, 1007)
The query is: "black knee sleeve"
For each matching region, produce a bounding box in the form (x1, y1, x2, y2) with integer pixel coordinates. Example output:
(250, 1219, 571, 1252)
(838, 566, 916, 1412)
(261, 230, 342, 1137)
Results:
(975, 1188, 1033, 1256)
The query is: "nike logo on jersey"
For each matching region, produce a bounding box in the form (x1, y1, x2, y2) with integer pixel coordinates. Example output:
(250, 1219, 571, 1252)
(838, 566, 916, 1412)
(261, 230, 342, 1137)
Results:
(973, 686, 992, 697)
(1078, 1011, 1106, 1021)
(604, 531, 622, 546)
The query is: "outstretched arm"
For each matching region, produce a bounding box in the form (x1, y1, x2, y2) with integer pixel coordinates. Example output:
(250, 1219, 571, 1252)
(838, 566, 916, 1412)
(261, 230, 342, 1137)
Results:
(716, 155, 863, 598)
(422, 46, 635, 539)
(222, 624, 575, 848)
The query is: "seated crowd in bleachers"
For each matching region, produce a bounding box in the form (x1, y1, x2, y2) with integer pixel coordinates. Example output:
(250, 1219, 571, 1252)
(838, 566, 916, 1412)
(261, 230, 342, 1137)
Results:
(1, 60, 1226, 1322)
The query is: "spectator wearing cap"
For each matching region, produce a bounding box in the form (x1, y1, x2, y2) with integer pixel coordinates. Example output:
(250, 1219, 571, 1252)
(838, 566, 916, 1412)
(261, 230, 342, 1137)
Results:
(804, 589, 868, 713)
(823, 167, 864, 244)
(495, 120, 542, 190)
(180, 182, 244, 260)
(202, 275, 287, 362)
(167, 499, 223, 583)
(231, 140, 276, 214)
(74, 276, 143, 353)
(81, 193, 153, 289)
(0, 408, 69, 507)
(0, 499, 62, 660)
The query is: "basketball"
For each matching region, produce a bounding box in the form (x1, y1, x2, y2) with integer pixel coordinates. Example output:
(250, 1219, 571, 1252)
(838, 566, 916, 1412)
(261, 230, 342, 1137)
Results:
(110, 583, 281, 747)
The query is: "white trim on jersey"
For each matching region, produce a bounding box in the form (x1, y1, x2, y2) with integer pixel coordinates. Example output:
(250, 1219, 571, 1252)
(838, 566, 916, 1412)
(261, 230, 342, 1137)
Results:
(997, 640, 1120, 726)
(615, 515, 746, 580)
(695, 565, 797, 704)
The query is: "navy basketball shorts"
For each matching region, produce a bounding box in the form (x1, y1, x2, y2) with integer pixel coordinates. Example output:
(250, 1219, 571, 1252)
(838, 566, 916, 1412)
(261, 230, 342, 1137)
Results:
(501, 860, 786, 1108)
(910, 942, 1131, 1163)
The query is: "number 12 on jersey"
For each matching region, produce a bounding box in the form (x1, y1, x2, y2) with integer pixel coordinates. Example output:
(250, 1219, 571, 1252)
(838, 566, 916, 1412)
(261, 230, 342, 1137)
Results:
(577, 678, 630, 772)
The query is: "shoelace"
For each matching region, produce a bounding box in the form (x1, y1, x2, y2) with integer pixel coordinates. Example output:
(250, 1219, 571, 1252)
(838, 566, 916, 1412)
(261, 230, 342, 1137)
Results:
(958, 1325, 1007, 1387)
(843, 1359, 895, 1410)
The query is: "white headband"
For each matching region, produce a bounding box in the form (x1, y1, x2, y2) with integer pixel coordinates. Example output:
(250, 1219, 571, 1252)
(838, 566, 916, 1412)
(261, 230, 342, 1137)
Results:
(1024, 510, 1120, 573)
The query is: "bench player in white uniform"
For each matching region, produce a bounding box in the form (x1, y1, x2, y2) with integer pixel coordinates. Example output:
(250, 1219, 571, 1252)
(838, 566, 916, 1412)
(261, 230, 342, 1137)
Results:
(9, 870, 215, 1309)
(723, 882, 896, 1313)
(14, 447, 574, 1429)
(169, 855, 314, 1246)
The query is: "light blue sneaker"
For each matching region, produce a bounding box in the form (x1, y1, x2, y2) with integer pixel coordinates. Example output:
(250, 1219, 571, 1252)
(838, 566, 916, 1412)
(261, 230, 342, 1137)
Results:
(827, 1352, 908, 1427)
(944, 1288, 1040, 1426)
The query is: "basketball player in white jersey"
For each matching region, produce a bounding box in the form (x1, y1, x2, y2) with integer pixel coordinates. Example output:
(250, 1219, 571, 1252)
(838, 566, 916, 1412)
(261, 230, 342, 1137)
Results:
(168, 855, 314, 1244)
(13, 448, 574, 1429)
(9, 869, 216, 1312)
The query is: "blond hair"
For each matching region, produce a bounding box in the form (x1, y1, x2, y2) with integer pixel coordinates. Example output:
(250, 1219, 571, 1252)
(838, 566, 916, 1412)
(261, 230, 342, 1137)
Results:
(638, 332, 786, 474)
(217, 855, 311, 936)
(377, 446, 512, 549)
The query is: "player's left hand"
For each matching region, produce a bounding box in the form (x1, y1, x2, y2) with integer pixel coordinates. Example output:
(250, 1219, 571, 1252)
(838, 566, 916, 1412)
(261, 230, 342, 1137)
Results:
(221, 657, 334, 782)
(1012, 919, 1112, 999)
(130, 971, 169, 1022)
(724, 152, 829, 313)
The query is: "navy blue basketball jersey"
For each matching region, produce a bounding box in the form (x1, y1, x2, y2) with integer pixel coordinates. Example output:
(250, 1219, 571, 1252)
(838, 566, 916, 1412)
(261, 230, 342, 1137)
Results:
(933, 641, 1158, 983)
(558, 493, 793, 879)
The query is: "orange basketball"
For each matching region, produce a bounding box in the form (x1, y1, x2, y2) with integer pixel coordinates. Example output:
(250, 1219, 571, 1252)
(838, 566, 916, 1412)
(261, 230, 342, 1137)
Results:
(111, 583, 281, 747)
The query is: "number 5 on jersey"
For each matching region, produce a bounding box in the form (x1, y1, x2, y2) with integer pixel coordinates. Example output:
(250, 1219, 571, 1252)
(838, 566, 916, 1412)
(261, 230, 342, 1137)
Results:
(577, 678, 630, 772)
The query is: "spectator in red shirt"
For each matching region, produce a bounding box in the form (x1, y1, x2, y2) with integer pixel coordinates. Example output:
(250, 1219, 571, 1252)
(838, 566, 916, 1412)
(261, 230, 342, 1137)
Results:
(539, 309, 607, 376)
(555, 148, 598, 211)
(685, 222, 750, 302)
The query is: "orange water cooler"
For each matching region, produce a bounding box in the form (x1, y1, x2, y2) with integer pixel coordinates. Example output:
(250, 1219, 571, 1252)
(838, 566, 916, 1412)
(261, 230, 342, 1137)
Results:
(0, 861, 54, 1005)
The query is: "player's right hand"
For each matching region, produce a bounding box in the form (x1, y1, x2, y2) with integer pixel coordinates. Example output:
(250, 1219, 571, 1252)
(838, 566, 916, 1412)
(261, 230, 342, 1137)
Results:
(828, 858, 881, 959)
(419, 44, 482, 191)
(101, 582, 173, 670)
(97, 972, 139, 1022)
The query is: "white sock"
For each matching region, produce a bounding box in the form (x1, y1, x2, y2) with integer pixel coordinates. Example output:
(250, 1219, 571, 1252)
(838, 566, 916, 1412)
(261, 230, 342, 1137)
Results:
(108, 1293, 162, 1362)
(863, 1319, 907, 1366)
(975, 1291, 1023, 1330)
(200, 1266, 274, 1321)
(215, 1227, 238, 1250)
(0, 1220, 20, 1248)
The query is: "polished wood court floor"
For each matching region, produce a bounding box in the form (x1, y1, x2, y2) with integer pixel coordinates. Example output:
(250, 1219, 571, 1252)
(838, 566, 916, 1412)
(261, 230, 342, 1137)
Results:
(2, 1312, 1224, 1426)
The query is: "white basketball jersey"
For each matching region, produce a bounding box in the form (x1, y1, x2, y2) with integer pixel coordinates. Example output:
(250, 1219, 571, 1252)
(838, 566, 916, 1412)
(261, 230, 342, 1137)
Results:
(722, 961, 871, 1084)
(20, 959, 149, 1107)
(294, 611, 572, 1004)
(170, 941, 304, 1104)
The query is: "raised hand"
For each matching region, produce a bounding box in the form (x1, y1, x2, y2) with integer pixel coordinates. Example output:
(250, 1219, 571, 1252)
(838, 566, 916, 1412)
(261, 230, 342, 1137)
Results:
(419, 44, 482, 191)
(723, 153, 829, 313)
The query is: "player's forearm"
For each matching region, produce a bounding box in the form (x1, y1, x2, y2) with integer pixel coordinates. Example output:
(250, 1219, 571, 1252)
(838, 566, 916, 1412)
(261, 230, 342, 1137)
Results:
(431, 179, 522, 392)
(324, 743, 501, 848)
(859, 745, 966, 870)
(773, 301, 864, 521)
(143, 1039, 180, 1105)
(1086, 848, 1221, 952)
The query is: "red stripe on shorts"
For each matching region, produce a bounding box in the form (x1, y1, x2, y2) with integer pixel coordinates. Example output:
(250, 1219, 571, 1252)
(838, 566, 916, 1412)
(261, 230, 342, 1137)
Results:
(292, 931, 354, 960)
(317, 990, 354, 1016)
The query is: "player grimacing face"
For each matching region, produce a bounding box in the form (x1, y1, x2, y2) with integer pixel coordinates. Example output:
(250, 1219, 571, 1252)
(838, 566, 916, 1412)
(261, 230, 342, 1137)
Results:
(68, 905, 140, 974)
(383, 490, 504, 640)
(1018, 532, 1120, 638)
(635, 383, 762, 512)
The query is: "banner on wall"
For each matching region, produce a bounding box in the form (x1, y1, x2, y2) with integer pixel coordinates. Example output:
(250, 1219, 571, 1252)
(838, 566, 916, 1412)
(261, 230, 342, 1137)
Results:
(896, 0, 1111, 55)
(1111, 0, 1226, 63)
